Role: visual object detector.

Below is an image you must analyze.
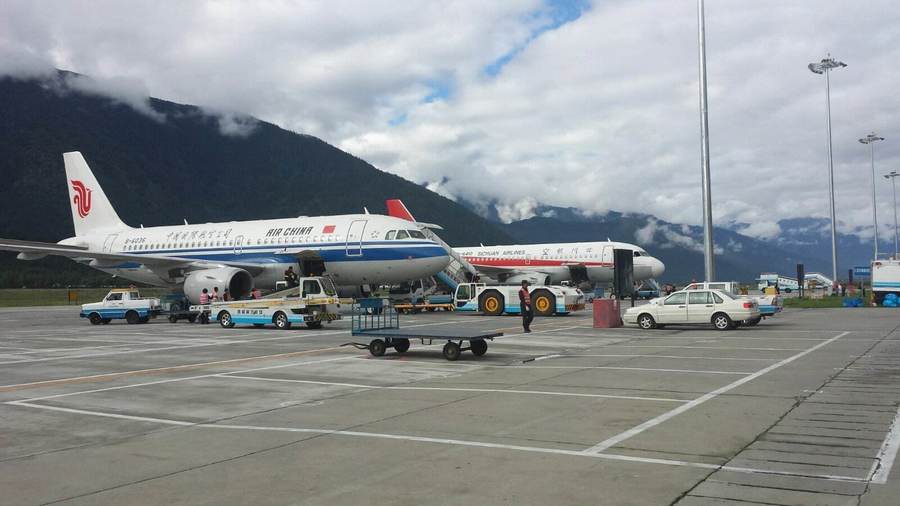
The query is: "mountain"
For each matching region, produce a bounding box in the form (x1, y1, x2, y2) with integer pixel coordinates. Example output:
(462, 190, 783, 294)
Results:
(0, 71, 512, 287)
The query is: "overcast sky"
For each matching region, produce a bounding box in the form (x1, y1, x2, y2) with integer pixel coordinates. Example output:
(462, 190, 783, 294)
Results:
(2, 0, 899, 240)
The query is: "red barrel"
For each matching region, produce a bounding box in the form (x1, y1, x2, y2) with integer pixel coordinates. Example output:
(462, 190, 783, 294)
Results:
(592, 298, 622, 328)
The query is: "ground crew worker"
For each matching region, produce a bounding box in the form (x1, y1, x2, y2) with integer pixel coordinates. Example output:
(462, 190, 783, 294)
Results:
(285, 266, 298, 287)
(223, 288, 231, 302)
(251, 287, 261, 299)
(199, 288, 210, 305)
(518, 280, 533, 333)
(211, 286, 220, 302)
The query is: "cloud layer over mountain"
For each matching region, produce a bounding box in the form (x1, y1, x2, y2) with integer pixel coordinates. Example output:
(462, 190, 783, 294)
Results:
(2, 0, 899, 241)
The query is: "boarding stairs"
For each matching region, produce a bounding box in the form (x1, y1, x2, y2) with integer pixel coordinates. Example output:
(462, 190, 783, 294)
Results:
(420, 228, 478, 290)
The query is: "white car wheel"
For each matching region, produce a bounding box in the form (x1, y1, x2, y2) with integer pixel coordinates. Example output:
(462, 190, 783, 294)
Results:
(713, 313, 732, 330)
(638, 314, 656, 330)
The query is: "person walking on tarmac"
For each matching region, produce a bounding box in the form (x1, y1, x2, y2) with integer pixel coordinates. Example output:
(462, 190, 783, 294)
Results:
(199, 288, 210, 305)
(519, 280, 534, 333)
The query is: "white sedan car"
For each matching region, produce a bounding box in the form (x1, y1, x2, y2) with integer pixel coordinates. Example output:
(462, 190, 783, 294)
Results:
(624, 288, 760, 330)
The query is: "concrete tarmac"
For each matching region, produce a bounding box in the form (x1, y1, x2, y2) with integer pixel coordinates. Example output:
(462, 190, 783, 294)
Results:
(0, 305, 898, 505)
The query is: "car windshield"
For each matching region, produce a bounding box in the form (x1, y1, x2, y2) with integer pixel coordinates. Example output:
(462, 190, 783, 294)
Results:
(320, 278, 338, 296)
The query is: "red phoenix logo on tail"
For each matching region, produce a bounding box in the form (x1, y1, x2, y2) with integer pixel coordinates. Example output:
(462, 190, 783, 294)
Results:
(71, 180, 92, 218)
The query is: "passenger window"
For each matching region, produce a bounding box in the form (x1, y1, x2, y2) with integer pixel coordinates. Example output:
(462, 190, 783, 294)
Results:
(107, 293, 122, 301)
(130, 292, 139, 299)
(385, 230, 396, 240)
(712, 293, 724, 304)
(688, 292, 710, 304)
(408, 230, 426, 239)
(396, 230, 409, 240)
(664, 293, 686, 305)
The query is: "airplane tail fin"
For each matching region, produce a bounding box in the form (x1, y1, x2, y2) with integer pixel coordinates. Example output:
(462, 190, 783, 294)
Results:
(63, 152, 127, 236)
(386, 199, 416, 222)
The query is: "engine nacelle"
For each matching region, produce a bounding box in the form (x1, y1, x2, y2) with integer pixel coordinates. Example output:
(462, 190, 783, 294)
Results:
(183, 267, 253, 303)
(501, 272, 551, 286)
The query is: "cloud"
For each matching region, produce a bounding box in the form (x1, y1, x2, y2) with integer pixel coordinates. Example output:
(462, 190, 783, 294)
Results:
(211, 111, 259, 137)
(62, 73, 166, 122)
(1, 0, 899, 240)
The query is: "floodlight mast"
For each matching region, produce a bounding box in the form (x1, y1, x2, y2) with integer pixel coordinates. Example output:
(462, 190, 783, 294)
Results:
(697, 0, 715, 281)
(885, 171, 899, 258)
(808, 55, 846, 283)
(859, 133, 884, 259)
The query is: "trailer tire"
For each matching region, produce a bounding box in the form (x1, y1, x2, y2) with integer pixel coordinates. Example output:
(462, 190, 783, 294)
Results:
(370, 339, 386, 357)
(305, 321, 323, 329)
(470, 339, 488, 356)
(273, 312, 291, 330)
(168, 314, 178, 323)
(532, 289, 556, 316)
(394, 338, 410, 353)
(89, 313, 102, 325)
(479, 291, 504, 316)
(125, 310, 140, 325)
(443, 342, 461, 361)
(219, 311, 235, 328)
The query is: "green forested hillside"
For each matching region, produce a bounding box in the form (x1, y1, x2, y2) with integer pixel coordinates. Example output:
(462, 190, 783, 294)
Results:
(0, 72, 511, 287)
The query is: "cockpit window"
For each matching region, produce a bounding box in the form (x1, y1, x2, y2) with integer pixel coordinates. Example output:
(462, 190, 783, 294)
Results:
(408, 230, 426, 239)
(385, 230, 396, 240)
(633, 251, 642, 257)
(396, 230, 410, 240)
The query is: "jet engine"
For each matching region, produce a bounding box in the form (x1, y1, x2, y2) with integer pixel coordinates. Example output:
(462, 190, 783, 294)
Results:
(183, 267, 253, 303)
(501, 272, 551, 286)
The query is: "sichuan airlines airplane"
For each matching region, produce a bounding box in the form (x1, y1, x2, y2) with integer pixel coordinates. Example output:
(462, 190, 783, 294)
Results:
(386, 199, 665, 285)
(0, 153, 451, 303)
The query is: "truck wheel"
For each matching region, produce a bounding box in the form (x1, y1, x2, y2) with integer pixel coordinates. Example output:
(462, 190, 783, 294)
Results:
(394, 338, 410, 353)
(125, 310, 140, 325)
(532, 289, 556, 316)
(712, 313, 733, 331)
(168, 314, 178, 324)
(273, 312, 291, 329)
(638, 313, 657, 330)
(369, 339, 386, 357)
(470, 339, 488, 356)
(443, 341, 461, 361)
(305, 321, 323, 329)
(219, 311, 235, 328)
(479, 291, 504, 316)
(89, 313, 102, 325)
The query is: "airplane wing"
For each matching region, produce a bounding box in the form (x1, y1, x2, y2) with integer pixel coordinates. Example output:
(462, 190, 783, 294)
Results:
(0, 238, 266, 275)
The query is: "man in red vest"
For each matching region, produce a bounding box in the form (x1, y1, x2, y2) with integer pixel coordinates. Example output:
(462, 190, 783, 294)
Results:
(519, 280, 533, 333)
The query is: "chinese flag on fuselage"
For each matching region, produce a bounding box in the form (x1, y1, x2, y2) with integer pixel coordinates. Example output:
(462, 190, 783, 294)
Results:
(322, 225, 336, 234)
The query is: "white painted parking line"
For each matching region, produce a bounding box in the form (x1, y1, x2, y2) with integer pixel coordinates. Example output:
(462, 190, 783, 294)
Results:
(217, 374, 688, 403)
(4, 401, 870, 483)
(547, 354, 777, 362)
(613, 345, 805, 351)
(11, 355, 360, 402)
(508, 365, 749, 375)
(582, 332, 850, 454)
(870, 406, 900, 484)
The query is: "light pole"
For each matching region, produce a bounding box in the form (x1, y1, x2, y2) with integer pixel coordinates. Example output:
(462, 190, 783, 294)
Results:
(859, 133, 884, 259)
(697, 0, 715, 281)
(885, 171, 899, 258)
(808, 55, 847, 283)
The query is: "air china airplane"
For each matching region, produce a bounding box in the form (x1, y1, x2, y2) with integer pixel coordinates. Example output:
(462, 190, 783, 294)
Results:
(386, 199, 665, 286)
(0, 153, 451, 303)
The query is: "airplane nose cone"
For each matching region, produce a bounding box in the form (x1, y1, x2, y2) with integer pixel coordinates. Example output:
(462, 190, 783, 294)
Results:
(651, 257, 665, 278)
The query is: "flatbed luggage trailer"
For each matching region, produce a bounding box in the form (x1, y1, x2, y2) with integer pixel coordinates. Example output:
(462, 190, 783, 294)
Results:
(346, 298, 501, 361)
